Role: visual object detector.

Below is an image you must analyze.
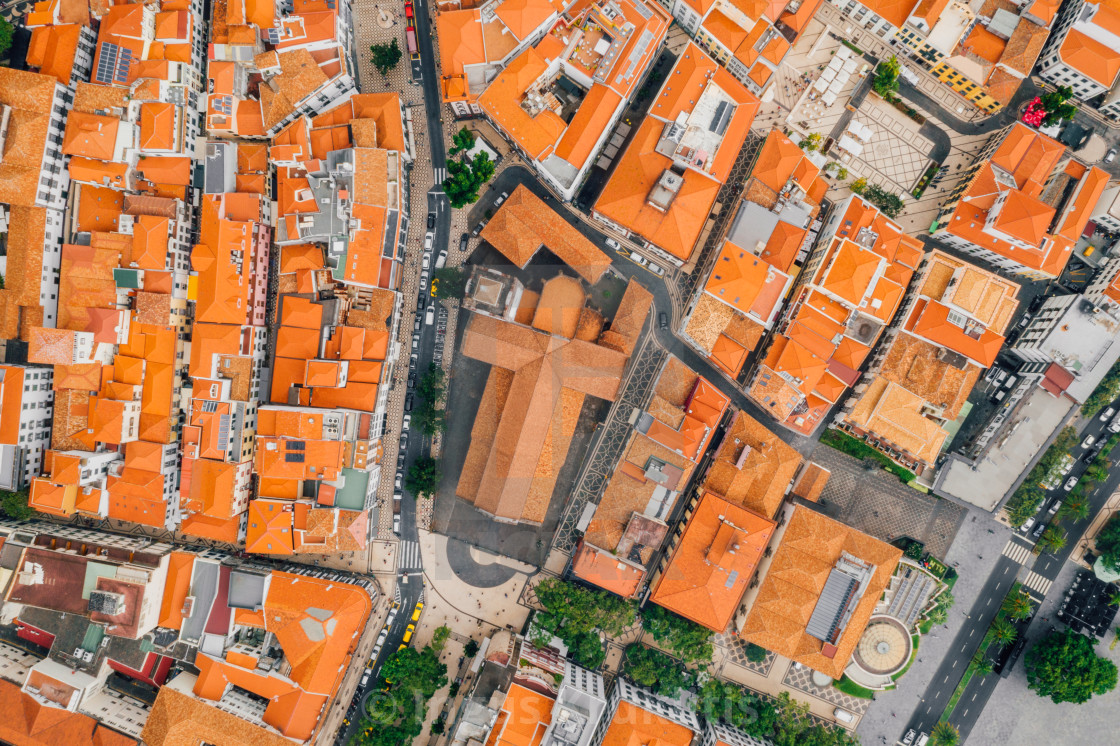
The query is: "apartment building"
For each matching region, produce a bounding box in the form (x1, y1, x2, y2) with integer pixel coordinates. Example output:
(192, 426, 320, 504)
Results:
(594, 43, 759, 268)
(470, 0, 670, 201)
(1037, 0, 1120, 119)
(590, 678, 700, 746)
(205, 0, 359, 138)
(0, 521, 375, 744)
(570, 356, 727, 596)
(670, 0, 818, 96)
(438, 0, 568, 118)
(745, 193, 923, 435)
(891, 0, 1053, 113)
(681, 128, 828, 378)
(931, 123, 1109, 280)
(836, 250, 1020, 481)
(0, 365, 54, 491)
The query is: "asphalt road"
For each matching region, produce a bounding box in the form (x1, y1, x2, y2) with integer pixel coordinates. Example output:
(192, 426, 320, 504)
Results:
(900, 400, 1120, 744)
(335, 1, 450, 740)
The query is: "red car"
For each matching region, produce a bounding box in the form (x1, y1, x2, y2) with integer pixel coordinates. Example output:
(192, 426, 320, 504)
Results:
(404, 1, 414, 19)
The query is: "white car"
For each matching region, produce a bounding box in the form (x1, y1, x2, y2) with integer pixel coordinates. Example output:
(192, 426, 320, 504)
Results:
(1020, 517, 1036, 532)
(393, 514, 401, 534)
(629, 251, 648, 267)
(605, 237, 621, 251)
(425, 305, 435, 325)
(1102, 408, 1116, 422)
(435, 248, 448, 269)
(1063, 477, 1077, 491)
(1082, 434, 1096, 449)
(424, 233, 433, 251)
(401, 414, 411, 432)
(422, 254, 431, 271)
(649, 263, 665, 276)
(1050, 499, 1063, 514)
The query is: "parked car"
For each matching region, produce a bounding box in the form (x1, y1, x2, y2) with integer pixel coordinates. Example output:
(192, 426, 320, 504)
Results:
(435, 248, 448, 269)
(411, 601, 425, 621)
(401, 414, 411, 432)
(403, 623, 415, 643)
(1106, 148, 1117, 164)
(424, 233, 433, 252)
(902, 730, 917, 746)
(397, 452, 406, 469)
(394, 471, 403, 490)
(1063, 477, 1077, 491)
(405, 394, 414, 411)
(649, 263, 665, 276)
(658, 312, 668, 329)
(460, 233, 470, 253)
(408, 372, 417, 389)
(605, 237, 621, 251)
(1109, 412, 1120, 434)
(422, 254, 431, 271)
(1050, 499, 1063, 514)
(392, 514, 401, 534)
(629, 251, 648, 266)
(1033, 521, 1046, 538)
(419, 275, 428, 292)
(1102, 407, 1116, 422)
(360, 671, 370, 688)
(833, 708, 854, 725)
(1020, 516, 1036, 533)
(427, 212, 436, 229)
(1082, 434, 1096, 449)
(426, 305, 435, 325)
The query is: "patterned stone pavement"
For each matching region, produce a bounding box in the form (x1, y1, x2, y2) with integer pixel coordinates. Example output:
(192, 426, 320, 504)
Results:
(783, 663, 873, 715)
(851, 106, 933, 193)
(715, 632, 777, 676)
(807, 446, 966, 559)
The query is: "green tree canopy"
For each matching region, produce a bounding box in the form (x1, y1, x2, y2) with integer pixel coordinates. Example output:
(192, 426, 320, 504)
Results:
(449, 127, 476, 156)
(622, 645, 690, 697)
(872, 56, 901, 100)
(862, 184, 905, 218)
(1037, 526, 1067, 555)
(433, 267, 468, 298)
(0, 490, 35, 521)
(0, 18, 13, 59)
(1041, 86, 1078, 126)
(1026, 629, 1117, 704)
(414, 363, 448, 436)
(353, 645, 448, 745)
(1057, 493, 1090, 522)
(534, 578, 636, 669)
(370, 39, 402, 76)
(1097, 514, 1120, 573)
(990, 618, 1017, 648)
(641, 604, 713, 665)
(693, 677, 777, 739)
(431, 625, 451, 652)
(1002, 591, 1034, 622)
(745, 643, 769, 663)
(930, 720, 960, 746)
(405, 456, 441, 498)
(850, 176, 868, 194)
(442, 152, 495, 208)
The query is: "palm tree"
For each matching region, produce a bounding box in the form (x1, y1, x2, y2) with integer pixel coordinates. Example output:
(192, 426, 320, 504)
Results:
(1057, 494, 1090, 522)
(1003, 592, 1033, 622)
(990, 618, 1017, 648)
(1037, 527, 1067, 555)
(930, 720, 960, 746)
(973, 657, 994, 677)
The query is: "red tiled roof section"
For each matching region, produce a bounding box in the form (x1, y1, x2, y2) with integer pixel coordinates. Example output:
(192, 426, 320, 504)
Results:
(0, 680, 137, 746)
(481, 185, 611, 283)
(650, 491, 776, 631)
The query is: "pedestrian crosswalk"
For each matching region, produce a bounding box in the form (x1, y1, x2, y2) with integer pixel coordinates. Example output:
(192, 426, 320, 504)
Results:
(1002, 539, 1033, 565)
(399, 539, 422, 570)
(1023, 571, 1053, 597)
(433, 167, 446, 184)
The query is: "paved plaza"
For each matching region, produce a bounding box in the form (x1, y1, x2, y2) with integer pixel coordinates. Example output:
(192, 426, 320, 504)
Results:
(807, 447, 967, 560)
(849, 99, 934, 193)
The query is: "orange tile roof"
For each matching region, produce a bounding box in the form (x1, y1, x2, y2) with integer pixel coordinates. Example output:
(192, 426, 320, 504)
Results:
(906, 299, 1005, 367)
(705, 240, 789, 322)
(961, 24, 1006, 64)
(157, 551, 195, 629)
(0, 680, 137, 746)
(139, 102, 176, 151)
(478, 47, 566, 160)
(740, 505, 902, 679)
(570, 541, 645, 598)
(63, 112, 120, 160)
(481, 185, 612, 283)
(1058, 29, 1120, 88)
(601, 701, 693, 746)
(858, 0, 920, 28)
(1057, 166, 1109, 241)
(650, 491, 776, 631)
(554, 84, 623, 169)
(489, 683, 554, 746)
(818, 239, 883, 306)
(595, 119, 720, 261)
(991, 189, 1055, 246)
